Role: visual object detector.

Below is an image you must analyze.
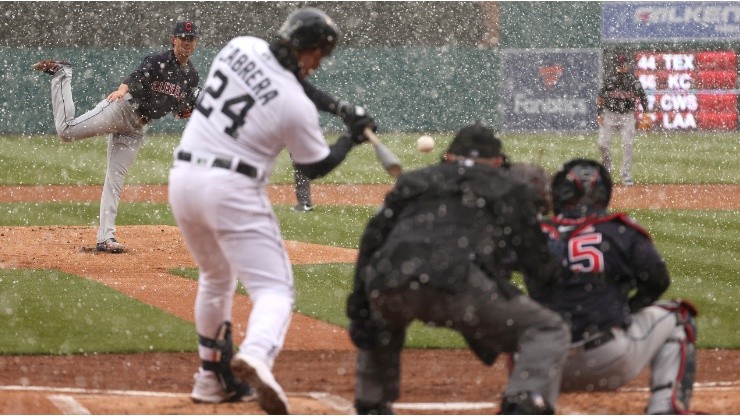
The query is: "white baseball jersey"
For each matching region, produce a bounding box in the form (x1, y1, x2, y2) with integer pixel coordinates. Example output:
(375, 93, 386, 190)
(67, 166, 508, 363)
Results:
(178, 36, 330, 182)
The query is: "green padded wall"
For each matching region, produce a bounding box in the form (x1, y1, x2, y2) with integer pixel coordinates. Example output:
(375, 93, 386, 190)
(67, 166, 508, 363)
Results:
(1, 46, 500, 135)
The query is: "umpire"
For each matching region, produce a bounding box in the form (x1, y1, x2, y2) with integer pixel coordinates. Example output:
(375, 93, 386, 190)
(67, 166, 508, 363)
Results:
(346, 123, 570, 415)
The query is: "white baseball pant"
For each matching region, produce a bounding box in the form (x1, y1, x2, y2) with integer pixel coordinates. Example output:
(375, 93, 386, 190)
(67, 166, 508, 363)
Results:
(168, 159, 294, 369)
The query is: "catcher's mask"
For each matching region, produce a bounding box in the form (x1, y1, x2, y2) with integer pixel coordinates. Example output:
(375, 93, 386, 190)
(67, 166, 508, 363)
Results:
(551, 158, 612, 218)
(276, 7, 339, 57)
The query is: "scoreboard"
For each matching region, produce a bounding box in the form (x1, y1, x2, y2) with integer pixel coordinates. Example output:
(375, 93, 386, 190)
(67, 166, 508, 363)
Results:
(633, 51, 738, 130)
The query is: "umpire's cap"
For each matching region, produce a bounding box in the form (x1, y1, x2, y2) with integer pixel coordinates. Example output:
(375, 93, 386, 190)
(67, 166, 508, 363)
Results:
(173, 20, 199, 38)
(277, 8, 339, 56)
(447, 123, 503, 158)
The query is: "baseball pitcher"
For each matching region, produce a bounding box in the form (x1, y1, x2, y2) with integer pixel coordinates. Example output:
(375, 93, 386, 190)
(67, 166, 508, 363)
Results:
(32, 20, 201, 253)
(597, 54, 650, 186)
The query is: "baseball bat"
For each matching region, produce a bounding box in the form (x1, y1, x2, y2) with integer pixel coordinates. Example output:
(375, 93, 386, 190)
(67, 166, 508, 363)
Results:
(363, 127, 402, 177)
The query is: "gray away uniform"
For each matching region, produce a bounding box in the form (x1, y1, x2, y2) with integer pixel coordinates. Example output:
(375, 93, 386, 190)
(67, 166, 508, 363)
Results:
(47, 50, 198, 244)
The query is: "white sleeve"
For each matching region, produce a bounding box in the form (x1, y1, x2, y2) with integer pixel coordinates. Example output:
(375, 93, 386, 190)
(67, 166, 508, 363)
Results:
(282, 96, 331, 165)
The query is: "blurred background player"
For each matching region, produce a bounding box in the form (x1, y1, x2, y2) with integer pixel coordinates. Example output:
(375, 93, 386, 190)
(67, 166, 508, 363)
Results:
(292, 82, 376, 212)
(32, 20, 201, 253)
(347, 123, 570, 415)
(596, 53, 651, 186)
(168, 7, 370, 413)
(526, 158, 699, 414)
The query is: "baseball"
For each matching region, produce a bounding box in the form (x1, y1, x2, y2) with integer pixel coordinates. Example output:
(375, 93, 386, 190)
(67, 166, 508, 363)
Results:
(416, 135, 435, 153)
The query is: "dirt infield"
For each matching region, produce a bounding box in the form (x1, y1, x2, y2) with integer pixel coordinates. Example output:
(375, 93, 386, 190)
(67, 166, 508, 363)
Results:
(0, 184, 738, 414)
(2, 183, 740, 210)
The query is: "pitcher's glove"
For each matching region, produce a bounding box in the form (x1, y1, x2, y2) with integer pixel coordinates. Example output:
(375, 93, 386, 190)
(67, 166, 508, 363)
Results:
(338, 101, 376, 144)
(637, 113, 653, 130)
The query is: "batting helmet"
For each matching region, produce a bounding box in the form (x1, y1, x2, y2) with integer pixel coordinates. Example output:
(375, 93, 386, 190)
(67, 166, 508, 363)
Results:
(277, 8, 339, 56)
(551, 158, 612, 218)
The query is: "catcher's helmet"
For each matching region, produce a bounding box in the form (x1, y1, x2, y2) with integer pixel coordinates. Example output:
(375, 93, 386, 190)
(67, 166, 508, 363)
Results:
(551, 158, 612, 218)
(277, 8, 339, 56)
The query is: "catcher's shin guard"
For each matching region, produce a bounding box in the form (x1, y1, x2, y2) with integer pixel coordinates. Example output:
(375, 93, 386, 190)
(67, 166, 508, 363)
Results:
(199, 321, 253, 401)
(654, 299, 699, 413)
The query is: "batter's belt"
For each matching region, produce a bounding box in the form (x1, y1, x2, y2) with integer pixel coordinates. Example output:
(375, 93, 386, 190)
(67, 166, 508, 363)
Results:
(176, 150, 258, 178)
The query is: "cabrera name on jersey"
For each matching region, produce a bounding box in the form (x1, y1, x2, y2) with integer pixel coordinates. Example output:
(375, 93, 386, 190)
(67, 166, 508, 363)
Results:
(216, 44, 279, 106)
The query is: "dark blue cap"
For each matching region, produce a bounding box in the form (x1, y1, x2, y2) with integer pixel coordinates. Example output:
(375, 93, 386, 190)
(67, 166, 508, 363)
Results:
(174, 20, 199, 38)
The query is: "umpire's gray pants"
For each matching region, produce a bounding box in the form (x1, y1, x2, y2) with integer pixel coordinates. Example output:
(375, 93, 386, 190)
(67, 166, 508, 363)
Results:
(355, 264, 570, 408)
(50, 66, 146, 244)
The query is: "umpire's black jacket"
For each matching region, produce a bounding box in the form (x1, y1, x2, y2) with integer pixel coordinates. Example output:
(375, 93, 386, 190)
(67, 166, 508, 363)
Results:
(347, 160, 560, 331)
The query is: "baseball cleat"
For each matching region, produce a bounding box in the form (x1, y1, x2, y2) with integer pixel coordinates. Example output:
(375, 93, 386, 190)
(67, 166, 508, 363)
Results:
(231, 353, 290, 415)
(31, 59, 71, 75)
(191, 370, 256, 403)
(96, 238, 124, 253)
(622, 177, 634, 186)
(291, 203, 314, 212)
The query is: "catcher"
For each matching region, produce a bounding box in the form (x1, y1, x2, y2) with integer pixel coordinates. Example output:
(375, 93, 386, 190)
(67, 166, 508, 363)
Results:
(347, 123, 570, 414)
(524, 158, 699, 414)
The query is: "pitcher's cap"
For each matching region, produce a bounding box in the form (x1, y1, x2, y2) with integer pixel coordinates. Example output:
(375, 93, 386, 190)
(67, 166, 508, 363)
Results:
(174, 20, 199, 38)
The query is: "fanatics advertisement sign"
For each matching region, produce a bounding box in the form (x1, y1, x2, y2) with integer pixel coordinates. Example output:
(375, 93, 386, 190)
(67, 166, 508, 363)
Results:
(602, 2, 740, 42)
(499, 49, 601, 132)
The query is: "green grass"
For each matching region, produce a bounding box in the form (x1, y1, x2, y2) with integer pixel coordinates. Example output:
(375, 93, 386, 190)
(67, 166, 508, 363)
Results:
(0, 131, 736, 353)
(0, 200, 735, 348)
(631, 209, 740, 348)
(171, 264, 467, 349)
(0, 202, 174, 226)
(1, 131, 737, 185)
(0, 203, 372, 248)
(0, 269, 195, 354)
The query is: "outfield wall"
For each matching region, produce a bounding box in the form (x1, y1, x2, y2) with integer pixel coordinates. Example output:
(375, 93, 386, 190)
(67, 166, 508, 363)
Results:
(0, 46, 502, 135)
(3, 2, 740, 134)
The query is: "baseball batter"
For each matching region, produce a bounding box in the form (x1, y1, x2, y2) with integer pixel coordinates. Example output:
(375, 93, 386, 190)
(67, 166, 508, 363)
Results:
(597, 54, 650, 186)
(347, 124, 570, 415)
(32, 21, 200, 253)
(526, 158, 699, 414)
(168, 8, 368, 413)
